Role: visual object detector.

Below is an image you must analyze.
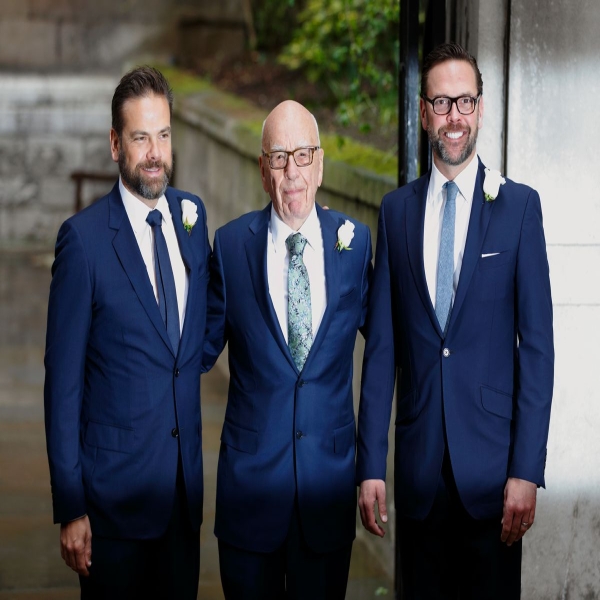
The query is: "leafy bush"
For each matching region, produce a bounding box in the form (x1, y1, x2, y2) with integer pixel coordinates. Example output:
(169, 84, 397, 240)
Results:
(252, 0, 306, 52)
(278, 0, 399, 129)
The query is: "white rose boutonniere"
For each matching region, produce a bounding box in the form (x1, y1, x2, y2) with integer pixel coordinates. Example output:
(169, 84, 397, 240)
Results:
(181, 199, 198, 235)
(483, 168, 506, 202)
(335, 219, 355, 252)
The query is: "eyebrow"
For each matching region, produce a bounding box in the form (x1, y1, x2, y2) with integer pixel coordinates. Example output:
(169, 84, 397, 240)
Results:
(267, 141, 314, 151)
(129, 126, 172, 136)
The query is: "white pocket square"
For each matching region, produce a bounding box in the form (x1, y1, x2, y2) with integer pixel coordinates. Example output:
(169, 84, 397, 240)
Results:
(481, 252, 500, 258)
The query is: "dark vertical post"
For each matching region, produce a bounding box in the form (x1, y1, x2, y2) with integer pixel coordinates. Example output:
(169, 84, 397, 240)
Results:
(398, 0, 420, 188)
(421, 0, 447, 176)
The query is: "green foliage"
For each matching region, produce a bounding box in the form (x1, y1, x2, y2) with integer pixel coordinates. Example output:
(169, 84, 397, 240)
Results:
(278, 0, 399, 128)
(252, 0, 306, 52)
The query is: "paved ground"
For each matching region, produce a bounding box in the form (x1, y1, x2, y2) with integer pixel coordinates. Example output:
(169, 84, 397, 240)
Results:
(0, 248, 392, 599)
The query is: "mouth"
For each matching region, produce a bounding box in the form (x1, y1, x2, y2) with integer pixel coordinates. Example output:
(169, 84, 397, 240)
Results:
(139, 162, 165, 178)
(444, 130, 466, 141)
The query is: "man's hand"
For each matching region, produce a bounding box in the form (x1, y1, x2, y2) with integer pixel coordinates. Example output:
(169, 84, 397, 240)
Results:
(358, 479, 388, 537)
(501, 477, 537, 546)
(60, 515, 92, 576)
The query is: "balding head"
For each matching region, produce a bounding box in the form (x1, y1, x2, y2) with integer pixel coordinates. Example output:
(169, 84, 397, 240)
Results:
(259, 100, 324, 231)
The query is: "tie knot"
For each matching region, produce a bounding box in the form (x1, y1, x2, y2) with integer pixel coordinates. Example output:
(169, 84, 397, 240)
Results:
(146, 209, 163, 228)
(286, 233, 308, 258)
(444, 180, 459, 204)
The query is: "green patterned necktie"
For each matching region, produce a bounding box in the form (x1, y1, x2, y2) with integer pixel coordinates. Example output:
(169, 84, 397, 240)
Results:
(286, 232, 313, 371)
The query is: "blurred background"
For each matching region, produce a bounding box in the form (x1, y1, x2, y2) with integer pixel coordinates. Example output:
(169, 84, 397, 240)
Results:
(0, 0, 599, 598)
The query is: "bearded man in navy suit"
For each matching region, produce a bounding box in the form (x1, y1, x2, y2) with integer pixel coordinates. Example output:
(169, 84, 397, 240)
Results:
(203, 100, 372, 599)
(44, 67, 210, 598)
(357, 43, 554, 598)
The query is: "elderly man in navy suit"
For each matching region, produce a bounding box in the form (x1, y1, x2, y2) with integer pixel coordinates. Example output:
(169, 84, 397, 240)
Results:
(357, 43, 554, 599)
(203, 100, 372, 599)
(44, 67, 210, 599)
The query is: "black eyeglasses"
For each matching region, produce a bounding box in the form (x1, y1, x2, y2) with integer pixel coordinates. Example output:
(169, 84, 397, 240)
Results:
(422, 94, 481, 115)
(262, 146, 320, 170)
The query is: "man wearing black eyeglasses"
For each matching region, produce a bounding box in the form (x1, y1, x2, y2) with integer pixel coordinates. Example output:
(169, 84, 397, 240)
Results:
(357, 42, 554, 598)
(203, 100, 372, 599)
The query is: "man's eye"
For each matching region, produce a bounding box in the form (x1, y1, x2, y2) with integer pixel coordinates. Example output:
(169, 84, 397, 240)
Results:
(435, 98, 450, 107)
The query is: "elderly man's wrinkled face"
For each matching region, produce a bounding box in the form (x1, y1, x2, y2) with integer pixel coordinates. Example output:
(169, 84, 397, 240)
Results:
(259, 101, 324, 231)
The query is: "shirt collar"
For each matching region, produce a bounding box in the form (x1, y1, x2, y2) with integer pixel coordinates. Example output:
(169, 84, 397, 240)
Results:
(429, 153, 479, 205)
(120, 177, 169, 233)
(270, 203, 321, 253)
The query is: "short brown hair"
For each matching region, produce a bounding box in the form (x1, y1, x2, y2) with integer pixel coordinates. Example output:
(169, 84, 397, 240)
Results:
(421, 42, 483, 97)
(111, 66, 173, 136)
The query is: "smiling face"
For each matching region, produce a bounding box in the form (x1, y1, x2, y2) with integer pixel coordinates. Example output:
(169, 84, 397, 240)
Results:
(259, 100, 324, 231)
(420, 59, 484, 179)
(110, 93, 173, 206)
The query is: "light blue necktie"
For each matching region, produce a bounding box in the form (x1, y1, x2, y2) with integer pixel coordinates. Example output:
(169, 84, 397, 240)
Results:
(435, 181, 458, 334)
(146, 209, 180, 354)
(286, 233, 313, 371)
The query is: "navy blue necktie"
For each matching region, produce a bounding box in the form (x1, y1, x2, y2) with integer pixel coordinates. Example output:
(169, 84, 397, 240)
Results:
(146, 209, 180, 354)
(435, 181, 458, 335)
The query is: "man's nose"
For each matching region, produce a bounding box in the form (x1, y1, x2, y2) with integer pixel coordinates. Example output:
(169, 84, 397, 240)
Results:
(446, 101, 463, 123)
(284, 156, 299, 178)
(147, 138, 161, 161)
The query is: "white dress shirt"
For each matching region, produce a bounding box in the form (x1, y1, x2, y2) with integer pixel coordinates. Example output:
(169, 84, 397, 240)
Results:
(120, 178, 189, 333)
(423, 154, 479, 307)
(267, 205, 327, 343)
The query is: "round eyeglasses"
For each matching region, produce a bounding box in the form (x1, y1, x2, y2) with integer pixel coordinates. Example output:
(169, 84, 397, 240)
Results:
(422, 94, 481, 115)
(262, 146, 320, 170)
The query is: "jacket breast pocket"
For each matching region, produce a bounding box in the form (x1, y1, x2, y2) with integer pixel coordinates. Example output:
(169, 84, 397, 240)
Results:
(478, 251, 514, 300)
(221, 420, 259, 455)
(478, 251, 511, 270)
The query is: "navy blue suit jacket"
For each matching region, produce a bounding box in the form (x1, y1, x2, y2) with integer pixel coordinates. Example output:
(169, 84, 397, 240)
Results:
(44, 182, 210, 539)
(357, 160, 554, 520)
(204, 203, 372, 553)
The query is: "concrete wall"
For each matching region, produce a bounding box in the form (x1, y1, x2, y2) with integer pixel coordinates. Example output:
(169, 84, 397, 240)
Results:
(472, 1, 600, 597)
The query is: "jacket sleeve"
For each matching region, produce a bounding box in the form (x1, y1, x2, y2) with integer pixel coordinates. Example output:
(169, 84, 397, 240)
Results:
(44, 220, 91, 524)
(356, 199, 397, 482)
(202, 229, 228, 372)
(509, 189, 554, 486)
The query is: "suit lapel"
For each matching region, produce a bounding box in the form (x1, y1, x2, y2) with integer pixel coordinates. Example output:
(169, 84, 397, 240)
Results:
(108, 184, 175, 356)
(447, 160, 495, 332)
(406, 175, 443, 336)
(166, 190, 196, 359)
(245, 205, 298, 373)
(302, 205, 341, 372)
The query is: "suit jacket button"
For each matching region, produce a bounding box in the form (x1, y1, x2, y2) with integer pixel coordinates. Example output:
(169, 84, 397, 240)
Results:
(442, 348, 451, 357)
(171, 427, 179, 438)
(298, 380, 305, 387)
(175, 368, 180, 377)
(296, 431, 304, 439)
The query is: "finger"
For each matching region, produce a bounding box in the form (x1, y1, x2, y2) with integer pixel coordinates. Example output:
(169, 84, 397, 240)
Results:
(378, 489, 388, 524)
(360, 498, 383, 536)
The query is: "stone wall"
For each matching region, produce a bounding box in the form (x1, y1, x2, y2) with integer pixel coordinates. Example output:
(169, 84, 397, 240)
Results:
(0, 74, 117, 244)
(0, 0, 251, 72)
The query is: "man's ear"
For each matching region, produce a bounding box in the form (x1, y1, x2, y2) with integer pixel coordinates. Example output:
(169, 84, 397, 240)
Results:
(419, 97, 428, 131)
(110, 129, 120, 163)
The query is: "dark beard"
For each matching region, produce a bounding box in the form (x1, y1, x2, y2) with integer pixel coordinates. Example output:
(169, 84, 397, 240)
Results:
(119, 150, 173, 200)
(428, 125, 478, 167)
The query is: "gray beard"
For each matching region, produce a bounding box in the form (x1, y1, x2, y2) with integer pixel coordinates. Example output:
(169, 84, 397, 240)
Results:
(428, 125, 478, 167)
(118, 150, 173, 201)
